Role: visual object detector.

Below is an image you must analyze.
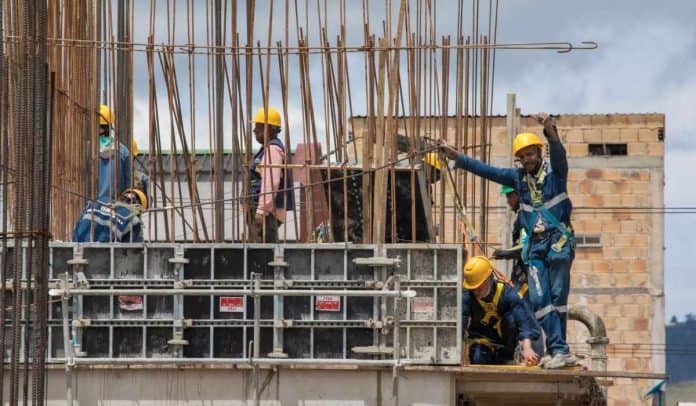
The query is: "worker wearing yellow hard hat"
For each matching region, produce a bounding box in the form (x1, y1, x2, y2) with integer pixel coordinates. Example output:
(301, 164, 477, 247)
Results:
(73, 187, 146, 243)
(248, 106, 294, 243)
(461, 256, 540, 366)
(96, 104, 133, 203)
(441, 113, 577, 369)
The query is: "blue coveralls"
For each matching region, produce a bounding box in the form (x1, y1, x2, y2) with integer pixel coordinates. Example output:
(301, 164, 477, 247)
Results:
(454, 129, 574, 356)
(97, 140, 132, 203)
(72, 201, 143, 243)
(462, 281, 541, 364)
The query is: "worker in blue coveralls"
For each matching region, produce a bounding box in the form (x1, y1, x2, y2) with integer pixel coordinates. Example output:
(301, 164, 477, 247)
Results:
(442, 113, 576, 369)
(461, 256, 540, 366)
(72, 188, 146, 243)
(96, 104, 132, 203)
(493, 185, 529, 300)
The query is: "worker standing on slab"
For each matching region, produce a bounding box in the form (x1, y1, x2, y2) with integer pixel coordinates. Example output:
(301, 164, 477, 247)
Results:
(96, 104, 132, 203)
(461, 256, 540, 366)
(248, 107, 293, 243)
(442, 113, 576, 369)
(72, 188, 147, 243)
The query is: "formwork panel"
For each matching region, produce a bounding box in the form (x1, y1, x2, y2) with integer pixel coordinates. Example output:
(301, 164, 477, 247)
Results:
(83, 328, 109, 358)
(48, 243, 463, 364)
(147, 296, 174, 319)
(83, 247, 110, 279)
(184, 249, 211, 279)
(313, 328, 343, 358)
(284, 329, 311, 358)
(114, 247, 144, 279)
(146, 247, 175, 279)
(146, 327, 172, 358)
(213, 248, 244, 279)
(213, 327, 243, 358)
(50, 246, 73, 279)
(284, 249, 311, 280)
(113, 327, 143, 357)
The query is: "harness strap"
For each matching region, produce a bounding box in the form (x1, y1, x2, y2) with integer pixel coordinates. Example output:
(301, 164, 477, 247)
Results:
(476, 282, 505, 337)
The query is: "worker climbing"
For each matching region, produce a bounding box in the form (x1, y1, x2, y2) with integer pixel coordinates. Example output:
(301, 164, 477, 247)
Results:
(441, 113, 577, 369)
(248, 106, 293, 243)
(461, 256, 540, 366)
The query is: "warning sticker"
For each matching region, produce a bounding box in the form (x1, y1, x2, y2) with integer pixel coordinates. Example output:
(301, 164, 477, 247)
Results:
(411, 297, 435, 320)
(315, 295, 341, 312)
(219, 296, 244, 313)
(118, 296, 143, 311)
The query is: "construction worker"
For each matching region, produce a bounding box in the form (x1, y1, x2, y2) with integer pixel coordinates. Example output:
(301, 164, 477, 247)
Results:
(442, 113, 576, 369)
(493, 185, 529, 299)
(248, 106, 293, 243)
(73, 188, 147, 243)
(97, 104, 132, 203)
(461, 256, 540, 366)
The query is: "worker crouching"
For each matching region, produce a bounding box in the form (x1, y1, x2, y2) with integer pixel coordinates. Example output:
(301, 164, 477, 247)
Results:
(462, 256, 540, 366)
(72, 188, 147, 243)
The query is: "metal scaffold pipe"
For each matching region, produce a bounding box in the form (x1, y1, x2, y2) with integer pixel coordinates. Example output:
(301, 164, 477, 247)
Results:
(48, 287, 418, 298)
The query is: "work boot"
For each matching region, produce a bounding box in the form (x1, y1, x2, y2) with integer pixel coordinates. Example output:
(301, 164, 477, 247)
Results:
(539, 354, 553, 367)
(543, 352, 577, 369)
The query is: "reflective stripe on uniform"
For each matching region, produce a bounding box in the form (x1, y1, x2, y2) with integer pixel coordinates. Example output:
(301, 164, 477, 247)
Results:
(555, 305, 568, 313)
(519, 192, 569, 213)
(534, 304, 556, 319)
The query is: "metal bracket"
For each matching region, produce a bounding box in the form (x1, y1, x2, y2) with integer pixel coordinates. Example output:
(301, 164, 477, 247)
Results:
(351, 345, 396, 355)
(173, 319, 193, 328)
(167, 331, 189, 346)
(274, 319, 293, 328)
(352, 257, 401, 268)
(72, 318, 91, 327)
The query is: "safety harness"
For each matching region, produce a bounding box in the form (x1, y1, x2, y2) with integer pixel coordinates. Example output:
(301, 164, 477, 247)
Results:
(475, 281, 505, 339)
(518, 161, 574, 264)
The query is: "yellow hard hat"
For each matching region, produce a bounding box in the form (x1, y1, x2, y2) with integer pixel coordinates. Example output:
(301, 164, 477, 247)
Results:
(99, 104, 114, 126)
(123, 188, 147, 209)
(131, 139, 139, 156)
(512, 132, 543, 157)
(252, 107, 282, 128)
(462, 256, 494, 289)
(423, 152, 443, 170)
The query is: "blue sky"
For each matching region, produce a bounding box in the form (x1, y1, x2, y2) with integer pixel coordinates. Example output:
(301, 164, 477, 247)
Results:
(124, 1, 696, 318)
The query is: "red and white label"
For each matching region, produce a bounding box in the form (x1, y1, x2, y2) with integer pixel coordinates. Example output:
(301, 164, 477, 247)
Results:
(118, 296, 143, 311)
(219, 296, 244, 313)
(412, 297, 435, 318)
(315, 295, 341, 312)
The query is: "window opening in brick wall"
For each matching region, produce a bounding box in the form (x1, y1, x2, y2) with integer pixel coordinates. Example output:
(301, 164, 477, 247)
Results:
(588, 143, 627, 156)
(575, 234, 602, 248)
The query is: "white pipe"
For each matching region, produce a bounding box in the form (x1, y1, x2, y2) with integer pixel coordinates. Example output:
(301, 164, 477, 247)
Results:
(49, 288, 417, 298)
(68, 357, 414, 366)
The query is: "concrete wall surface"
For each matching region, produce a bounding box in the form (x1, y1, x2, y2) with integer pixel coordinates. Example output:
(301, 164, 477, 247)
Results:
(32, 369, 454, 405)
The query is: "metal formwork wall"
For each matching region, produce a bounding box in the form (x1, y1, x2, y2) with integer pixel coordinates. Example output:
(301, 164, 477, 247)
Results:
(45, 243, 462, 364)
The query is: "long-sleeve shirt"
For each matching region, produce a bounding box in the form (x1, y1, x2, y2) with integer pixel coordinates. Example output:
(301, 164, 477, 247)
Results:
(461, 282, 540, 343)
(453, 128, 572, 232)
(255, 144, 286, 223)
(97, 141, 132, 203)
